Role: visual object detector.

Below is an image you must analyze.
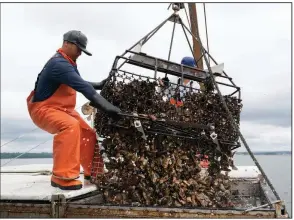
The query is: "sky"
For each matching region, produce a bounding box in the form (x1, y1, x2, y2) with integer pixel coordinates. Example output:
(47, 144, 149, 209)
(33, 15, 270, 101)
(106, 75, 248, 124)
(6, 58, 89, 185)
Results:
(1, 3, 292, 154)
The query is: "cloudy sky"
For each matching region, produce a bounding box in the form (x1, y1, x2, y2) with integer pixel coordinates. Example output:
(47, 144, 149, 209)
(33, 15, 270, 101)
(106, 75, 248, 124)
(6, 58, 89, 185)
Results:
(1, 3, 291, 154)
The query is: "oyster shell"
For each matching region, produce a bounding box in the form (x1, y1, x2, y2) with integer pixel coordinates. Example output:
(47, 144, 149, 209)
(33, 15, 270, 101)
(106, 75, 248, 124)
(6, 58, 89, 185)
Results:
(92, 74, 241, 208)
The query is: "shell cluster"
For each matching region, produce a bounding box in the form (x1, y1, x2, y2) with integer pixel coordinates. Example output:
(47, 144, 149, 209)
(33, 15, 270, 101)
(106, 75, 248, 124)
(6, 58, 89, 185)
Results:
(93, 72, 242, 208)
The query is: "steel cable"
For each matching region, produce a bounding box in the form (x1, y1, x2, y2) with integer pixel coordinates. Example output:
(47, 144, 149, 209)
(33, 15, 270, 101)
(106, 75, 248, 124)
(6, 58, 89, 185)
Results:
(1, 104, 84, 148)
(1, 115, 90, 167)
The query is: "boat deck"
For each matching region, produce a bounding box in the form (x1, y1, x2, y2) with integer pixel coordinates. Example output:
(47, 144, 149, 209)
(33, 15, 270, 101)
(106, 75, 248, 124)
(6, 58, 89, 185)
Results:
(1, 164, 287, 218)
(1, 164, 97, 201)
(1, 164, 261, 201)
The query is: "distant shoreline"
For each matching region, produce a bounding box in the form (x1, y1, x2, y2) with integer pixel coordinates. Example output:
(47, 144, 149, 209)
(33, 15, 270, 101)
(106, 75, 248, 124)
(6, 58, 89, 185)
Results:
(235, 151, 291, 155)
(0, 151, 291, 159)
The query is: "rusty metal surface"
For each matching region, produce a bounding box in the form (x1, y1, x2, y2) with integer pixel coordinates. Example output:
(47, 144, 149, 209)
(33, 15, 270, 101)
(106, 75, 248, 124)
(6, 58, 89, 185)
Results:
(64, 204, 276, 218)
(0, 176, 283, 219)
(0, 202, 51, 218)
(51, 194, 66, 218)
(0, 201, 278, 218)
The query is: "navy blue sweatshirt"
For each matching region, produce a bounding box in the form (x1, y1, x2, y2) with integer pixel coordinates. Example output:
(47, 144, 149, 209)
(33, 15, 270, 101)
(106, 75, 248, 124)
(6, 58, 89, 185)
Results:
(32, 52, 96, 102)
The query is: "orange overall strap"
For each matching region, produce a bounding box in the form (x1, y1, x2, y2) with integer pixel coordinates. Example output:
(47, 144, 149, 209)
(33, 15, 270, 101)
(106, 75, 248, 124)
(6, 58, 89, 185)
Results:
(57, 48, 77, 66)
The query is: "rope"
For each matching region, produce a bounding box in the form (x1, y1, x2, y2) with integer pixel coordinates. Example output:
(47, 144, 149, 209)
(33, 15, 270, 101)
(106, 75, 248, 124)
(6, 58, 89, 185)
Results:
(0, 170, 52, 174)
(165, 15, 177, 78)
(0, 170, 85, 175)
(180, 22, 282, 201)
(1, 127, 40, 148)
(1, 139, 50, 167)
(203, 3, 210, 66)
(1, 104, 84, 148)
(184, 4, 191, 29)
(186, 8, 281, 201)
(167, 15, 176, 62)
(1, 115, 90, 167)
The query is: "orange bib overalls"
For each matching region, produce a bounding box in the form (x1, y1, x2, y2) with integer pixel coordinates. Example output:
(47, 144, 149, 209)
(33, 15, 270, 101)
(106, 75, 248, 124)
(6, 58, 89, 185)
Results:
(26, 49, 104, 189)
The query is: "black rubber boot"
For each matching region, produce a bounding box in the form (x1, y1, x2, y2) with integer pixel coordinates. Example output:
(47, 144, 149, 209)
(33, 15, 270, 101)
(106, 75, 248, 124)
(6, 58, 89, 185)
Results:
(51, 180, 82, 190)
(84, 175, 91, 180)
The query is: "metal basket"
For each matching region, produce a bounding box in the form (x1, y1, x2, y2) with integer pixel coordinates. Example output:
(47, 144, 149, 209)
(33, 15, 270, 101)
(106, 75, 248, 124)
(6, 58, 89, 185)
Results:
(90, 53, 242, 184)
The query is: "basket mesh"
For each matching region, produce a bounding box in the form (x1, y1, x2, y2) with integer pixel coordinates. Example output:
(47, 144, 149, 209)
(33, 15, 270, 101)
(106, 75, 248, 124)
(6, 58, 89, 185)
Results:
(90, 70, 242, 182)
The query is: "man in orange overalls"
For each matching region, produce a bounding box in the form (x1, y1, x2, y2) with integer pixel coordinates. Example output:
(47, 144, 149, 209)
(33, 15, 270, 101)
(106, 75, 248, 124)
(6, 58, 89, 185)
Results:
(26, 30, 121, 190)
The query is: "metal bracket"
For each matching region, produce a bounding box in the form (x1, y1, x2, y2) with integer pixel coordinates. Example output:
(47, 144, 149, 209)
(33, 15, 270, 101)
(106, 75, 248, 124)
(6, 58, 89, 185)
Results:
(51, 194, 66, 218)
(168, 14, 181, 23)
(168, 3, 185, 12)
(208, 123, 221, 152)
(273, 200, 288, 218)
(210, 131, 221, 151)
(133, 114, 147, 140)
(244, 202, 273, 212)
(244, 200, 288, 218)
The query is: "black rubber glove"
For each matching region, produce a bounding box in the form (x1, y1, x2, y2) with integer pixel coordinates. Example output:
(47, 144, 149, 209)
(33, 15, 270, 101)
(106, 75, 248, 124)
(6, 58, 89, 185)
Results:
(89, 93, 121, 119)
(88, 78, 108, 90)
(162, 76, 170, 87)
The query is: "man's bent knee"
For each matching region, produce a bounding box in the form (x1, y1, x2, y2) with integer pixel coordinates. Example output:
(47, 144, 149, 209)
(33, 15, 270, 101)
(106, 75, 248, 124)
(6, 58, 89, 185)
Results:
(59, 118, 80, 133)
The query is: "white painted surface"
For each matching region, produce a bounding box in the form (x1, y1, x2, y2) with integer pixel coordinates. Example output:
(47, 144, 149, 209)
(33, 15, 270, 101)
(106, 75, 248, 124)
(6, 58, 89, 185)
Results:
(1, 164, 260, 201)
(1, 164, 97, 201)
(204, 63, 225, 74)
(225, 166, 261, 178)
(1, 164, 55, 173)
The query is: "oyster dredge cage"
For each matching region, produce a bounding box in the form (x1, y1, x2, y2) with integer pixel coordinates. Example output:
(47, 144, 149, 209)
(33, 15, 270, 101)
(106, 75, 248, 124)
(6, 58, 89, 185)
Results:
(90, 3, 285, 213)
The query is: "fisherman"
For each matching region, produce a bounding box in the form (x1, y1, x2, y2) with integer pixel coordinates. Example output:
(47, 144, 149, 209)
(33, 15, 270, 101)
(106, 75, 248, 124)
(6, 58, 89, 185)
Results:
(160, 57, 210, 167)
(26, 30, 121, 190)
(180, 56, 202, 87)
(160, 56, 203, 107)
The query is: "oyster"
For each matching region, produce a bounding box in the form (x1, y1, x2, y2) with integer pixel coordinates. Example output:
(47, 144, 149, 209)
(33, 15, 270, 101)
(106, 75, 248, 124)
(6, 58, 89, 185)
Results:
(92, 72, 242, 208)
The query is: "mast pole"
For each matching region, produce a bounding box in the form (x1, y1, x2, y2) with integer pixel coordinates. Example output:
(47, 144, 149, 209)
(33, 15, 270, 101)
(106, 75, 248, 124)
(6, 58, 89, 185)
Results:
(188, 3, 203, 70)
